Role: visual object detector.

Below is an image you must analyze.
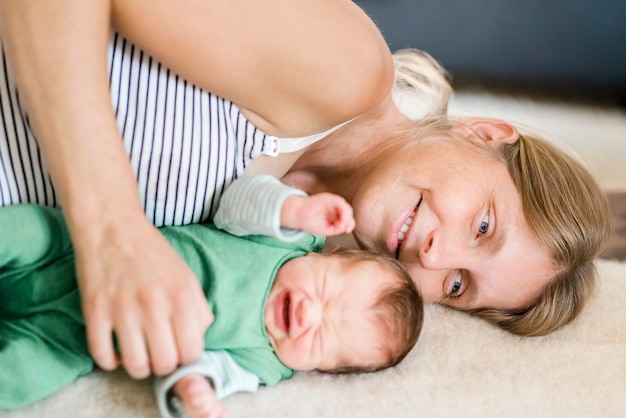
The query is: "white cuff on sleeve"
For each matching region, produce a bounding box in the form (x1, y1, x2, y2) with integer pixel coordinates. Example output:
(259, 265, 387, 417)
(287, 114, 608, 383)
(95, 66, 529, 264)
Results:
(154, 351, 260, 418)
(214, 174, 308, 242)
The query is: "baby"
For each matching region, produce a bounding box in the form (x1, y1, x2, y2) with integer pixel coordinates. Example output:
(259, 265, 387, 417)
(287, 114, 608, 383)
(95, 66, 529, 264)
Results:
(0, 176, 422, 417)
(157, 241, 422, 418)
(156, 174, 423, 418)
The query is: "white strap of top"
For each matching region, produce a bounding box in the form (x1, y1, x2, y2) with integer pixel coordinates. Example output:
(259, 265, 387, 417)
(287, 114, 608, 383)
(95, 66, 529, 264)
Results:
(263, 118, 355, 156)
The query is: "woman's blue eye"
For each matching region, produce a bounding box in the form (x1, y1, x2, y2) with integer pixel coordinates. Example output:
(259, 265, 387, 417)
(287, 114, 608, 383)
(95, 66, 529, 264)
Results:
(478, 214, 490, 235)
(447, 272, 463, 298)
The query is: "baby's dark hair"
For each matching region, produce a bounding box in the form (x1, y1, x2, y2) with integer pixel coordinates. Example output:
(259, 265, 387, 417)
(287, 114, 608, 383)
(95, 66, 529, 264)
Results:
(325, 247, 424, 374)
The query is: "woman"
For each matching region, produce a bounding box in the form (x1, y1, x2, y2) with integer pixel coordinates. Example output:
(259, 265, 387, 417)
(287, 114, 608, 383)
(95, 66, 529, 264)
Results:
(0, 0, 610, 381)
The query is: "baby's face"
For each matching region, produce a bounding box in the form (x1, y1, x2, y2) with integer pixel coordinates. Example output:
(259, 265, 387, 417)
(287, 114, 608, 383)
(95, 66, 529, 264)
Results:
(265, 253, 389, 371)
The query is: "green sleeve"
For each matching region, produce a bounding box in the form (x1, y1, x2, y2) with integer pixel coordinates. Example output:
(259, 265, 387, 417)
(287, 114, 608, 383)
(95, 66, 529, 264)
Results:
(0, 205, 73, 270)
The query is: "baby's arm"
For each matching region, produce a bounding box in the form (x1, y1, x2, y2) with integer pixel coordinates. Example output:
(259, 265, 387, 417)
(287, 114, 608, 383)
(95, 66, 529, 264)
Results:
(214, 174, 354, 241)
(155, 351, 259, 418)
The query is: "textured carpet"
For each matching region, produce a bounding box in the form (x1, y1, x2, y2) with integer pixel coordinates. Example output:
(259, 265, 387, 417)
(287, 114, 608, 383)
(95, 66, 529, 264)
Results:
(2, 89, 625, 418)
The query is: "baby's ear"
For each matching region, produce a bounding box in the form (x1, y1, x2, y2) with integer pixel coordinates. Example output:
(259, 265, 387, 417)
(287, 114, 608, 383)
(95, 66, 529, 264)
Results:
(454, 119, 519, 148)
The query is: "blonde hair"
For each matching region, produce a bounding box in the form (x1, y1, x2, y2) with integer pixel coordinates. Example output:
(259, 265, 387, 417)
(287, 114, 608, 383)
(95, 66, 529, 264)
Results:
(392, 48, 452, 118)
(469, 132, 612, 336)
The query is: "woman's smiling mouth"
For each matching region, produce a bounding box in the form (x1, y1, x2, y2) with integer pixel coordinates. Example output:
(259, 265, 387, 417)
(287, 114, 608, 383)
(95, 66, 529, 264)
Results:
(395, 198, 421, 259)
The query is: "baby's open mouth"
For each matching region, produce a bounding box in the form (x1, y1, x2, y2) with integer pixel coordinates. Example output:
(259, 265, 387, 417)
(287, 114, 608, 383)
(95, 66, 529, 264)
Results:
(396, 198, 421, 259)
(283, 293, 291, 333)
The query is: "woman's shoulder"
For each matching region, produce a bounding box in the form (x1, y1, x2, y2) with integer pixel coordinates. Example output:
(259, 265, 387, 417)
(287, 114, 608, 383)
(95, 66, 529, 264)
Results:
(228, 0, 395, 137)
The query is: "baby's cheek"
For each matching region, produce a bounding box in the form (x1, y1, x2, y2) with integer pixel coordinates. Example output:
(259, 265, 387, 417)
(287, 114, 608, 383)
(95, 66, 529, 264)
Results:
(289, 336, 313, 359)
(285, 339, 317, 368)
(278, 348, 307, 370)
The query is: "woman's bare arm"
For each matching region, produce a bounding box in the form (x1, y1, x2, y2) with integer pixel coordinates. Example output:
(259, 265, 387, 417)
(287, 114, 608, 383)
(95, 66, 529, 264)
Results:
(0, 0, 390, 380)
(111, 0, 394, 137)
(0, 0, 212, 378)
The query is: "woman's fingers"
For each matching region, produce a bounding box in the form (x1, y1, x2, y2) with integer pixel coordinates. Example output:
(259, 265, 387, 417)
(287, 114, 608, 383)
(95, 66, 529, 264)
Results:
(143, 296, 178, 376)
(172, 284, 213, 365)
(114, 296, 151, 378)
(84, 293, 120, 371)
(75, 219, 211, 378)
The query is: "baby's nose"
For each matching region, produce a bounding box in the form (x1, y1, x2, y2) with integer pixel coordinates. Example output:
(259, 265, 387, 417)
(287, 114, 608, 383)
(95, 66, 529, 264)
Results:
(297, 298, 323, 331)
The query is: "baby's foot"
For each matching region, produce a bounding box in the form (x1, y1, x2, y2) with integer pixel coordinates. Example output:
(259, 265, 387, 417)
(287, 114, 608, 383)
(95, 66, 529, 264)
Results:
(172, 374, 229, 418)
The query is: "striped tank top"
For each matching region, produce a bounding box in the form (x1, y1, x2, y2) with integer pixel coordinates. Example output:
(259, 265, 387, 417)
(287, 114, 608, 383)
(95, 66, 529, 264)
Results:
(0, 32, 329, 227)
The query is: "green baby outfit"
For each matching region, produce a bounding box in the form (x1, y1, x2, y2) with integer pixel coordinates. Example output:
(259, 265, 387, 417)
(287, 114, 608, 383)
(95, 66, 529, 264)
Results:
(0, 205, 323, 409)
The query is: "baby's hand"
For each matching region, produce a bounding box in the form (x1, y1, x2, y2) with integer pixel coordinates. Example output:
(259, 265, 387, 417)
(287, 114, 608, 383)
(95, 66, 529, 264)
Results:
(281, 193, 355, 236)
(172, 374, 228, 418)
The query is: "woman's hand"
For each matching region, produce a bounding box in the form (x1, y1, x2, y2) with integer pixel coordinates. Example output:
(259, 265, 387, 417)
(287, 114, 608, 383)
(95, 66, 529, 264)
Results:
(76, 215, 213, 379)
(0, 0, 212, 379)
(172, 374, 228, 418)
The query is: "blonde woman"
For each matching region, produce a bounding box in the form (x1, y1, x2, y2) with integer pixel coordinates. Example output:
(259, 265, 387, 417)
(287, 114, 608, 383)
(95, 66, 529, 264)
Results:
(0, 0, 610, 382)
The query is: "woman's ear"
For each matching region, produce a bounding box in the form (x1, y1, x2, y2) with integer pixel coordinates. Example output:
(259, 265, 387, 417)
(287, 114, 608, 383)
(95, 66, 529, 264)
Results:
(453, 119, 519, 148)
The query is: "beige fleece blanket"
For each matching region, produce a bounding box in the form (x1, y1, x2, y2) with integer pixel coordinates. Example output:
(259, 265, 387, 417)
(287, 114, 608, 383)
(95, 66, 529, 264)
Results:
(2, 90, 625, 418)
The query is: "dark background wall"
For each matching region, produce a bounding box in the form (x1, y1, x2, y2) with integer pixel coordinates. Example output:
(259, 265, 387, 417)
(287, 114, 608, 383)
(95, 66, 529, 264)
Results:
(355, 0, 626, 98)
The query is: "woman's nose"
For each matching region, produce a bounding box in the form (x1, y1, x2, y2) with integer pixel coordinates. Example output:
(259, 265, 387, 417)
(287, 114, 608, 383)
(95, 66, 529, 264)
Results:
(419, 229, 462, 270)
(416, 202, 452, 270)
(419, 230, 443, 269)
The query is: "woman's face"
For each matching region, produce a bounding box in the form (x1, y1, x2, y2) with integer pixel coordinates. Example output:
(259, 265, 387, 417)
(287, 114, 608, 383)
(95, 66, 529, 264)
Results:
(351, 122, 556, 312)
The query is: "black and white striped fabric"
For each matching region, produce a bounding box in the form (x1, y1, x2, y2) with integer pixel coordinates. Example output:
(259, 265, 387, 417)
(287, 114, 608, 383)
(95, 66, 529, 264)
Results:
(0, 32, 273, 227)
